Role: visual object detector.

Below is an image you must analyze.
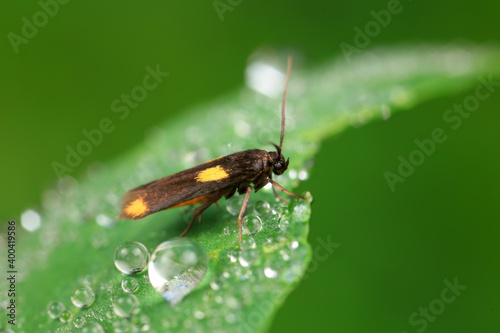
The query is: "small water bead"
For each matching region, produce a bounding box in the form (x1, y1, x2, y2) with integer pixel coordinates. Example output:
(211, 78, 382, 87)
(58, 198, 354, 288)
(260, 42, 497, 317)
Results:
(225, 295, 241, 310)
(20, 209, 41, 232)
(148, 239, 208, 306)
(81, 322, 105, 333)
(227, 249, 239, 262)
(73, 316, 86, 328)
(113, 294, 139, 318)
(245, 60, 286, 98)
(57, 175, 79, 196)
(280, 247, 292, 261)
(80, 274, 97, 286)
(91, 231, 108, 249)
(112, 318, 131, 332)
(288, 169, 298, 180)
(95, 213, 115, 228)
(210, 278, 222, 291)
(47, 301, 65, 319)
(130, 313, 151, 332)
(253, 200, 271, 216)
(225, 313, 237, 324)
(71, 286, 95, 308)
(215, 295, 224, 304)
(298, 169, 309, 181)
(242, 214, 262, 235)
(122, 276, 139, 293)
(106, 310, 116, 319)
(264, 266, 278, 279)
(59, 310, 72, 323)
(291, 200, 311, 223)
(233, 264, 253, 281)
(226, 196, 243, 216)
(289, 239, 299, 249)
(278, 216, 290, 231)
(240, 237, 256, 250)
(281, 261, 305, 283)
(183, 148, 210, 168)
(263, 256, 282, 279)
(194, 310, 205, 320)
(238, 249, 259, 267)
(114, 241, 150, 274)
(184, 319, 193, 329)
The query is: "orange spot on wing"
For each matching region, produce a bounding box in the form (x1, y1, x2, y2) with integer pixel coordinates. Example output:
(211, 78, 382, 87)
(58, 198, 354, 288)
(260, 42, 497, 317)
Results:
(195, 165, 229, 182)
(170, 195, 209, 209)
(123, 197, 148, 218)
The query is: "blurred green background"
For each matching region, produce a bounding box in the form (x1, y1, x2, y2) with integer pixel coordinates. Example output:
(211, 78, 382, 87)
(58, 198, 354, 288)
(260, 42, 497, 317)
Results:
(2, 1, 499, 332)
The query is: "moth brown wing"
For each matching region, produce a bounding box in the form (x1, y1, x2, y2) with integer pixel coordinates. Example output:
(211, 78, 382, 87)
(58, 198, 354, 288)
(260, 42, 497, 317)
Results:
(119, 150, 267, 220)
(119, 170, 211, 220)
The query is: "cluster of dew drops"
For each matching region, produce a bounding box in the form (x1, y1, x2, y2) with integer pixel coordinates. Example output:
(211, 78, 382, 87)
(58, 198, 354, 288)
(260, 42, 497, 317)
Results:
(17, 155, 310, 332)
(19, 119, 310, 332)
(16, 135, 311, 332)
(39, 189, 311, 332)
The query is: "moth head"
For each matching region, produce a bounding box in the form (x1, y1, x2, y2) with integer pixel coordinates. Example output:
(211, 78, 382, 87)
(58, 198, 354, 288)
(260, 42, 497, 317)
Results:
(269, 143, 289, 176)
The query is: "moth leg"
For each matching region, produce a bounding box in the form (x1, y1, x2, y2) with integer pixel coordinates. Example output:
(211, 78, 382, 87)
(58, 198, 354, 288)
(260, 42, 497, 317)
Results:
(238, 186, 253, 243)
(180, 214, 197, 238)
(270, 179, 305, 200)
(272, 185, 288, 203)
(180, 194, 222, 237)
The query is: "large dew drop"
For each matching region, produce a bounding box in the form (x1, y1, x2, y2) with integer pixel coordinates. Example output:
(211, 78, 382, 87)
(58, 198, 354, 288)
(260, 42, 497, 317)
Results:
(148, 239, 208, 306)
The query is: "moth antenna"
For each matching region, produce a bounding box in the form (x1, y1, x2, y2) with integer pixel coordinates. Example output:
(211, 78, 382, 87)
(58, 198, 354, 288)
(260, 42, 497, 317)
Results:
(279, 56, 293, 152)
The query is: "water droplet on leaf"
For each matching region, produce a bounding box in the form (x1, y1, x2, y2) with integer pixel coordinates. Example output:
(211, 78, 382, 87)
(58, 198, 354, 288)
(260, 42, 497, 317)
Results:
(59, 310, 72, 323)
(114, 241, 150, 274)
(47, 301, 65, 319)
(73, 316, 86, 328)
(121, 276, 139, 293)
(71, 286, 95, 308)
(81, 322, 105, 333)
(148, 239, 208, 306)
(242, 214, 262, 235)
(253, 200, 271, 216)
(113, 294, 139, 318)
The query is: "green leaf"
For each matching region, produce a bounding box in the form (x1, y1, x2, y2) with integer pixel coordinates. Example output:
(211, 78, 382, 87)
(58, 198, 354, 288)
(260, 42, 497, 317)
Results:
(5, 45, 500, 333)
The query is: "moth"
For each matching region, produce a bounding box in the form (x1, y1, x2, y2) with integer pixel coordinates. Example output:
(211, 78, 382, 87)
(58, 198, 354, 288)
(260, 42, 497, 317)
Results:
(119, 56, 305, 242)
